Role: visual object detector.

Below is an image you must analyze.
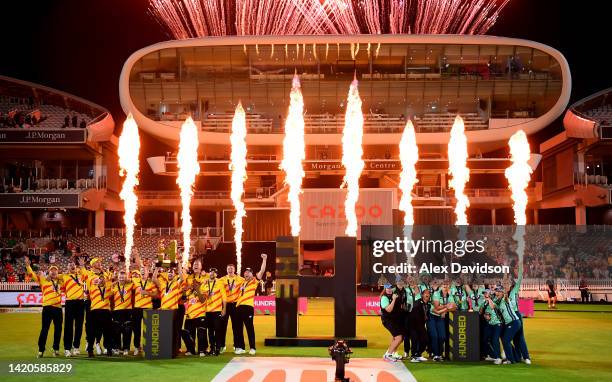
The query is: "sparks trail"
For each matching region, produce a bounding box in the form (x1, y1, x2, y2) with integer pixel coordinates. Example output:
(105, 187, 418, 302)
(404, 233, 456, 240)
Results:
(149, 0, 510, 38)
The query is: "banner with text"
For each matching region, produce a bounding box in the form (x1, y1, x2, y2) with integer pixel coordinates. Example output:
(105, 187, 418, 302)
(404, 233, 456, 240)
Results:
(300, 188, 395, 240)
(0, 193, 79, 208)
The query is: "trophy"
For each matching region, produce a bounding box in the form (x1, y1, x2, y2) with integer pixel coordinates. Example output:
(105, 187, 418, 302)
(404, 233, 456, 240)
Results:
(156, 239, 178, 268)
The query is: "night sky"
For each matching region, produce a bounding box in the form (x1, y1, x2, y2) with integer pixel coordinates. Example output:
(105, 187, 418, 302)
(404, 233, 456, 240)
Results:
(0, 0, 609, 189)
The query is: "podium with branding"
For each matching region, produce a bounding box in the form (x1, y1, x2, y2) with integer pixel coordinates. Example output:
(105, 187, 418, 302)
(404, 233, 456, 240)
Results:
(448, 311, 480, 362)
(143, 309, 175, 360)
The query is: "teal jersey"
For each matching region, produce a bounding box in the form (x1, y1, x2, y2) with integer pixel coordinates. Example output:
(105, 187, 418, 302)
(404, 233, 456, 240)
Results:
(469, 286, 485, 311)
(418, 282, 438, 296)
(508, 274, 522, 312)
(483, 299, 502, 325)
(496, 297, 520, 323)
(430, 290, 449, 317)
(405, 286, 420, 312)
(450, 283, 469, 310)
(380, 294, 392, 310)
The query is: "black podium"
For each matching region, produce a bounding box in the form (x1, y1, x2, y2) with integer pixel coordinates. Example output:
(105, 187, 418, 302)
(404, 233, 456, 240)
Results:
(143, 309, 175, 360)
(448, 311, 480, 362)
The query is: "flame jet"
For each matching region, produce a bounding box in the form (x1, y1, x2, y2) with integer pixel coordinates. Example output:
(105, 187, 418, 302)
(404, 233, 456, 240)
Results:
(230, 102, 248, 273)
(448, 115, 470, 225)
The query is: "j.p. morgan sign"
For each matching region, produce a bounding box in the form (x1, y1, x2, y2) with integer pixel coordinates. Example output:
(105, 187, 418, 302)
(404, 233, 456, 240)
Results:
(0, 129, 86, 144)
(0, 193, 79, 208)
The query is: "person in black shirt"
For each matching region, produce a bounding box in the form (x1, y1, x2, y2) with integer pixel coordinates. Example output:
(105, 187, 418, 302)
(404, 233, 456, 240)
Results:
(408, 289, 431, 363)
(380, 283, 403, 362)
(71, 115, 78, 127)
(545, 279, 557, 309)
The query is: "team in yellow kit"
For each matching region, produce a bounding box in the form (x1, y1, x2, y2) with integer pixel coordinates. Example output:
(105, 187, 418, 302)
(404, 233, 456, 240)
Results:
(24, 251, 268, 359)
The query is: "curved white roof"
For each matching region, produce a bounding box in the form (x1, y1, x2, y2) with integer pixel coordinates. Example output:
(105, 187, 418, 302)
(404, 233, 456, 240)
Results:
(119, 34, 571, 152)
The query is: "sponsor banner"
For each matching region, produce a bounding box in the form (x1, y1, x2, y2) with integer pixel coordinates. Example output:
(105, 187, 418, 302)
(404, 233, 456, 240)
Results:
(300, 188, 394, 241)
(0, 291, 66, 306)
(0, 193, 79, 208)
(0, 292, 310, 314)
(253, 296, 308, 315)
(0, 129, 86, 144)
(356, 296, 534, 316)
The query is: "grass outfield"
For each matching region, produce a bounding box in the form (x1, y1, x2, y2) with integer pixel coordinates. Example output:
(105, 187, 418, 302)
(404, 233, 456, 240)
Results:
(1, 302, 611, 382)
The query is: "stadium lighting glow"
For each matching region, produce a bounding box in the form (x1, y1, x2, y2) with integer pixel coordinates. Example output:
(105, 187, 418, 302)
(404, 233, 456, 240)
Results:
(149, 0, 510, 38)
(230, 102, 248, 273)
(176, 117, 200, 268)
(118, 114, 141, 273)
(280, 74, 306, 237)
(341, 77, 364, 237)
(448, 115, 470, 226)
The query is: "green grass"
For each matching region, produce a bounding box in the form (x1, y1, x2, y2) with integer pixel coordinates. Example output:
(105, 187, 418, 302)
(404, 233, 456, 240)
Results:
(1, 302, 612, 381)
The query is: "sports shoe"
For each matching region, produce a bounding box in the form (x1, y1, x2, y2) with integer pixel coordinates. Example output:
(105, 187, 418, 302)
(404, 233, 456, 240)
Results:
(199, 352, 206, 357)
(494, 358, 502, 365)
(219, 346, 226, 354)
(234, 348, 246, 355)
(404, 352, 408, 359)
(53, 350, 60, 357)
(485, 356, 496, 361)
(133, 348, 139, 356)
(383, 353, 397, 362)
(391, 353, 402, 361)
(37, 352, 44, 358)
(433, 356, 443, 362)
(524, 358, 532, 365)
(410, 357, 420, 363)
(87, 351, 94, 358)
(112, 349, 120, 356)
(417, 356, 428, 362)
(64, 350, 72, 357)
(95, 343, 102, 355)
(185, 352, 193, 356)
(503, 360, 512, 365)
(123, 350, 129, 356)
(71, 348, 80, 356)
(249, 348, 256, 355)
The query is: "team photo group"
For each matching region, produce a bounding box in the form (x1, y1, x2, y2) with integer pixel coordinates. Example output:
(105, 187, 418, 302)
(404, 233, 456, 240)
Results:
(379, 268, 531, 365)
(25, 251, 268, 359)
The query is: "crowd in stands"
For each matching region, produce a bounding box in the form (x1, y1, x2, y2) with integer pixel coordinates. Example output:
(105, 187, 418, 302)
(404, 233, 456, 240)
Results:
(481, 230, 611, 280)
(1, 97, 91, 129)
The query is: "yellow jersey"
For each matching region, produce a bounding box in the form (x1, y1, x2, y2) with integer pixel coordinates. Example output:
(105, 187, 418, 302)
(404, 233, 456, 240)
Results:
(219, 274, 244, 304)
(185, 287, 207, 319)
(159, 274, 184, 310)
(82, 269, 112, 310)
(133, 278, 157, 309)
(236, 278, 258, 307)
(113, 282, 134, 310)
(202, 278, 226, 313)
(26, 266, 62, 308)
(61, 272, 85, 301)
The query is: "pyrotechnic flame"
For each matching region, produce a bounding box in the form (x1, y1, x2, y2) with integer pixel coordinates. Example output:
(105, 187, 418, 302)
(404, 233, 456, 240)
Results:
(341, 77, 364, 237)
(448, 115, 470, 225)
(505, 130, 532, 272)
(230, 102, 248, 273)
(176, 117, 200, 268)
(505, 130, 532, 226)
(118, 114, 141, 273)
(280, 74, 305, 237)
(399, 119, 419, 262)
